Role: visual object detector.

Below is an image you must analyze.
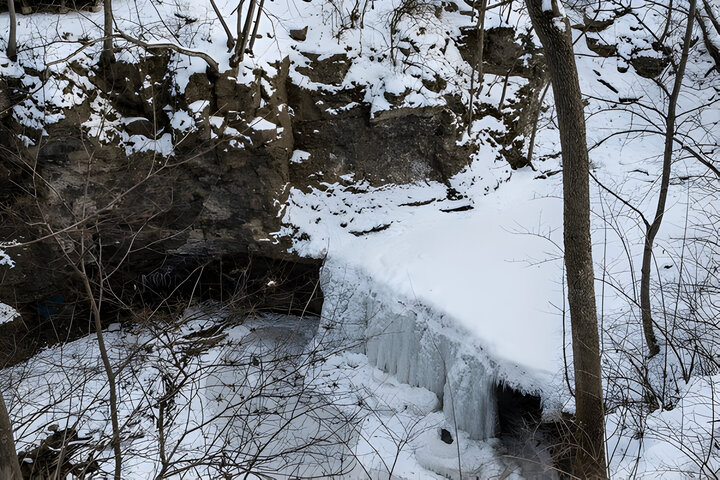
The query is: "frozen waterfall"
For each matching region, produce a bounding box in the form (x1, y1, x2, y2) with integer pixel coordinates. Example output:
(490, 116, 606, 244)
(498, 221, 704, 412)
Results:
(320, 259, 499, 440)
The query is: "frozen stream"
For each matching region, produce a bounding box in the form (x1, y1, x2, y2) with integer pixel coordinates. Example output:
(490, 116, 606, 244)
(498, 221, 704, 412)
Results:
(1, 300, 557, 479)
(319, 260, 559, 479)
(322, 258, 535, 441)
(209, 312, 537, 479)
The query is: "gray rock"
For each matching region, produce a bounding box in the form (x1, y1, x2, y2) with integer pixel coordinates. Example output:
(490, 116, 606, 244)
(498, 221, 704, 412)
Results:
(583, 13, 615, 32)
(289, 26, 308, 42)
(586, 36, 617, 58)
(630, 55, 669, 78)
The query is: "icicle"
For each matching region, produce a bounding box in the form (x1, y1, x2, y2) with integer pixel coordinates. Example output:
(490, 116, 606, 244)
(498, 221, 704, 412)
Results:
(320, 261, 498, 439)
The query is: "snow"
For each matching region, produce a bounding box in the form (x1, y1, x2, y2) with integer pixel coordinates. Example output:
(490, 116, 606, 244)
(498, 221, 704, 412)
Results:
(607, 375, 720, 478)
(290, 149, 312, 164)
(320, 260, 500, 439)
(0, 0, 509, 146)
(249, 116, 278, 131)
(168, 109, 194, 132)
(187, 100, 210, 114)
(0, 306, 526, 478)
(347, 181, 563, 377)
(0, 248, 14, 268)
(0, 250, 16, 326)
(0, 0, 718, 476)
(0, 303, 19, 326)
(208, 115, 224, 128)
(281, 153, 564, 395)
(275, 0, 720, 472)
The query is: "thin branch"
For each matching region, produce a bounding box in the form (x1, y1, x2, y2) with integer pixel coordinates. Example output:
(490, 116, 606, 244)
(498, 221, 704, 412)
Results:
(116, 31, 220, 72)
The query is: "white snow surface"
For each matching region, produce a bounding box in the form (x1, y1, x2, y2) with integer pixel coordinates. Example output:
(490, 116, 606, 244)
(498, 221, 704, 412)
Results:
(0, 0, 719, 476)
(0, 0, 525, 142)
(1, 306, 527, 479)
(275, 0, 720, 473)
(285, 163, 566, 387)
(0, 250, 17, 325)
(0, 303, 19, 326)
(0, 248, 14, 268)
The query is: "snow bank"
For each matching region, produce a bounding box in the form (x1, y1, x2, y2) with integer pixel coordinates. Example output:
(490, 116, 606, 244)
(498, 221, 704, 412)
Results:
(283, 156, 567, 438)
(608, 375, 720, 478)
(287, 162, 566, 380)
(0, 248, 14, 268)
(0, 250, 17, 326)
(320, 259, 500, 439)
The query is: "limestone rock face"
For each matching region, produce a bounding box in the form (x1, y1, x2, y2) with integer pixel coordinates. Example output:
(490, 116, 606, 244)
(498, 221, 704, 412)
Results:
(0, 52, 473, 332)
(0, 10, 555, 320)
(457, 26, 540, 78)
(0, 14, 549, 361)
(586, 36, 617, 58)
(630, 54, 670, 78)
(456, 25, 547, 170)
(288, 83, 470, 186)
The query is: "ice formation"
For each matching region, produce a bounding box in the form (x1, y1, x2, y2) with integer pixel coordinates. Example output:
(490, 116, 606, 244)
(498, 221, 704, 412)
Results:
(320, 259, 499, 440)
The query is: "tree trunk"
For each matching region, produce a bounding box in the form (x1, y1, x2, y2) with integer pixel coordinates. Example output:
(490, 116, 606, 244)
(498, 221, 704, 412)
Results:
(0, 393, 22, 480)
(640, 0, 696, 358)
(230, 0, 248, 67)
(100, 0, 114, 66)
(238, 0, 256, 62)
(524, 1, 607, 477)
(698, 8, 720, 74)
(78, 254, 122, 480)
(209, 0, 235, 51)
(466, 0, 487, 125)
(7, 0, 17, 61)
(247, 0, 264, 54)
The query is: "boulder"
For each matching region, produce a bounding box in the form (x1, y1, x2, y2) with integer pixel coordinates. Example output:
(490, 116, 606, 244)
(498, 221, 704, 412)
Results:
(630, 55, 669, 78)
(290, 26, 308, 41)
(586, 36, 617, 58)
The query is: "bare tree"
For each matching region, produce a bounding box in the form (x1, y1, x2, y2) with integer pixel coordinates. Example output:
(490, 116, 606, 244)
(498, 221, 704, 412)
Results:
(229, 0, 264, 66)
(209, 0, 236, 51)
(639, 0, 698, 357)
(581, 0, 714, 359)
(466, 0, 487, 125)
(525, 0, 607, 477)
(101, 0, 114, 66)
(699, 0, 720, 74)
(7, 0, 17, 61)
(0, 393, 22, 480)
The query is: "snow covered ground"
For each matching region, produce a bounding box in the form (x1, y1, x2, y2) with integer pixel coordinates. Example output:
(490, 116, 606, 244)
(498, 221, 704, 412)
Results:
(0, 302, 19, 326)
(0, 247, 18, 325)
(282, 157, 568, 444)
(1, 306, 530, 479)
(277, 2, 720, 477)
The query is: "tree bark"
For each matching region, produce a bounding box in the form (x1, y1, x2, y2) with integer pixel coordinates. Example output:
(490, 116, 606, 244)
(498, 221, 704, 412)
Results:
(237, 0, 256, 62)
(100, 0, 114, 66)
(698, 8, 720, 74)
(640, 0, 696, 358)
(467, 0, 487, 125)
(230, 0, 248, 67)
(525, 1, 607, 477)
(7, 0, 17, 61)
(209, 0, 236, 51)
(0, 393, 22, 480)
(247, 0, 264, 54)
(76, 238, 123, 480)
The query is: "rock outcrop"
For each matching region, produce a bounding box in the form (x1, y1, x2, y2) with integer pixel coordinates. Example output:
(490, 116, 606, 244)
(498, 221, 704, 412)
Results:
(0, 16, 542, 363)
